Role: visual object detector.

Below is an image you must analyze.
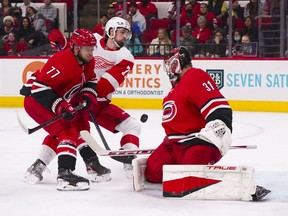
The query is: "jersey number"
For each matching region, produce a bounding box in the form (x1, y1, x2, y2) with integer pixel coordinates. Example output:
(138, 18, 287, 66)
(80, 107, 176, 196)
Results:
(46, 66, 60, 78)
(203, 81, 215, 92)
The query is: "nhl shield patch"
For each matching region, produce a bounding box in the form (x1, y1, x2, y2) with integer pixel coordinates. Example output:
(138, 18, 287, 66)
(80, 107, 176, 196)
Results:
(207, 70, 224, 90)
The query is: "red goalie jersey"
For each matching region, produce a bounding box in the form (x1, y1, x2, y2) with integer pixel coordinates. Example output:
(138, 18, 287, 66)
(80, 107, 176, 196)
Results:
(162, 67, 232, 144)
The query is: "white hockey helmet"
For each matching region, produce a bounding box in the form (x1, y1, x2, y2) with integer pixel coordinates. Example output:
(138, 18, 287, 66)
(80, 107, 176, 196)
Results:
(105, 17, 131, 38)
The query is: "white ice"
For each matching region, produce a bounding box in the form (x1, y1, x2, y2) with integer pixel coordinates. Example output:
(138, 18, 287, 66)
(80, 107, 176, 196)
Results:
(0, 108, 288, 216)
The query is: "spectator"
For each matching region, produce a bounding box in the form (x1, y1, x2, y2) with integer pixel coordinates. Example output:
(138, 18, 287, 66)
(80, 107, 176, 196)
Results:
(263, 0, 280, 16)
(192, 15, 212, 44)
(0, 0, 14, 25)
(181, 0, 201, 17)
(26, 6, 48, 37)
(9, 5, 22, 28)
(205, 27, 227, 58)
(19, 0, 37, 17)
(107, 3, 115, 20)
(244, 0, 264, 20)
(126, 29, 143, 57)
(230, 0, 244, 20)
(48, 28, 69, 51)
(223, 15, 244, 37)
(38, 0, 59, 31)
(126, 13, 141, 39)
(229, 29, 243, 56)
(180, 2, 198, 28)
(1, 1, 15, 24)
(0, 37, 7, 55)
(137, 0, 158, 27)
(148, 28, 172, 57)
(207, 0, 228, 27)
(112, 0, 128, 18)
(129, 2, 146, 33)
(18, 16, 35, 43)
(241, 34, 257, 56)
(242, 16, 258, 42)
(198, 2, 221, 30)
(3, 31, 27, 55)
(179, 24, 199, 56)
(92, 14, 108, 37)
(0, 15, 18, 42)
(168, 0, 185, 19)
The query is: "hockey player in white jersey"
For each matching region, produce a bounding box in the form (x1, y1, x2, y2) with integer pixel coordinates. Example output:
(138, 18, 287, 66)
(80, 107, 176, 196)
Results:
(24, 17, 141, 184)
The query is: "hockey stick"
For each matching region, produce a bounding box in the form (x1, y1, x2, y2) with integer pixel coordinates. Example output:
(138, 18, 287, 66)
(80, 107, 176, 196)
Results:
(80, 130, 257, 157)
(88, 111, 135, 164)
(18, 103, 86, 135)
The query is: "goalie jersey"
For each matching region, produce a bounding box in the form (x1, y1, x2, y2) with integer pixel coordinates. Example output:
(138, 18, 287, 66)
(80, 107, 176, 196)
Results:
(162, 67, 232, 144)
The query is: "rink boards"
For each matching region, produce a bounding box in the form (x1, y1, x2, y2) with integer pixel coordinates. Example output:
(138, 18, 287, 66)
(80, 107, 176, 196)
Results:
(0, 58, 287, 112)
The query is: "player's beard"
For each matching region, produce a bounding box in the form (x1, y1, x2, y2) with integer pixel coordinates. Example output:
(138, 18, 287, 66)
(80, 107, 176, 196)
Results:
(113, 38, 125, 48)
(78, 53, 90, 64)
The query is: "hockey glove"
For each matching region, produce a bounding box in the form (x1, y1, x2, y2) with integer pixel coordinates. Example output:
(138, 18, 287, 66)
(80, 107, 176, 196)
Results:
(80, 91, 98, 112)
(54, 100, 76, 120)
(197, 119, 232, 156)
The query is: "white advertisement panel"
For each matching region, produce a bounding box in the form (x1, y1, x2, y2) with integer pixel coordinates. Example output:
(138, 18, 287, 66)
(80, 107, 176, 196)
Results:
(0, 58, 287, 103)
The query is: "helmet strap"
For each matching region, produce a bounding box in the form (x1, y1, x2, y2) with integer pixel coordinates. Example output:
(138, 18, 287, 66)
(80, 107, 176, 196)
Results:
(112, 38, 121, 48)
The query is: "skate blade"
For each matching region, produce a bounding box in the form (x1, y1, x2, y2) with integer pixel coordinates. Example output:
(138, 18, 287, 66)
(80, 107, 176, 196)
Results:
(23, 172, 41, 185)
(89, 173, 112, 182)
(57, 180, 90, 191)
(257, 190, 272, 201)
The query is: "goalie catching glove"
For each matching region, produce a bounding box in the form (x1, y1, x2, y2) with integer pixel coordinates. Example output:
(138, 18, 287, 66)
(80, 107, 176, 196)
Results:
(197, 119, 232, 156)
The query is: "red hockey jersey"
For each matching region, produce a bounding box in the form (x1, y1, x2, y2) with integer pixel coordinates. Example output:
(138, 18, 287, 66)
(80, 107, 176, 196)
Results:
(23, 49, 96, 110)
(162, 67, 232, 143)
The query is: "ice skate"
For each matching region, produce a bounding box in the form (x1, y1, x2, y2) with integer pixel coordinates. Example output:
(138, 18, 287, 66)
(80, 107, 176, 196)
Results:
(84, 156, 111, 182)
(24, 159, 49, 184)
(57, 168, 90, 191)
(252, 185, 271, 201)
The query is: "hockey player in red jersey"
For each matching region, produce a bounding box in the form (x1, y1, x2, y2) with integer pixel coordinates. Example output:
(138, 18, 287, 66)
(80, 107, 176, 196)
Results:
(23, 17, 141, 183)
(20, 29, 106, 191)
(145, 46, 233, 183)
(138, 47, 270, 201)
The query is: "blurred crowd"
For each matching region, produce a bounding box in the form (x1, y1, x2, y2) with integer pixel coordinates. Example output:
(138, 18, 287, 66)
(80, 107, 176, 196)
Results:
(0, 0, 285, 57)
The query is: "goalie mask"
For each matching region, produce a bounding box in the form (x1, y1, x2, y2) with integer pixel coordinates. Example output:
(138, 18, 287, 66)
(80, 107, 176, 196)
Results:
(163, 47, 192, 85)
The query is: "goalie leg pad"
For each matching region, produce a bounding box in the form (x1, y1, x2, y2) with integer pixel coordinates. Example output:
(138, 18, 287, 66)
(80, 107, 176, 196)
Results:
(163, 165, 256, 201)
(132, 157, 148, 191)
(132, 157, 162, 191)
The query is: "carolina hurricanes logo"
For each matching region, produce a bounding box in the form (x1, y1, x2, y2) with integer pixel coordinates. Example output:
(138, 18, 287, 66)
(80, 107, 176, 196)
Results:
(63, 84, 82, 100)
(162, 100, 177, 123)
(94, 56, 114, 71)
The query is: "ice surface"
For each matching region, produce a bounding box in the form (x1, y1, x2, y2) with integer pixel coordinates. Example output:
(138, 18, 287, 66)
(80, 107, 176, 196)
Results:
(0, 108, 287, 216)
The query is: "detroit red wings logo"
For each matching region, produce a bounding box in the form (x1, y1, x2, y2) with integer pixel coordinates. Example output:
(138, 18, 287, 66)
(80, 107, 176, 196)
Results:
(162, 100, 177, 123)
(94, 56, 114, 70)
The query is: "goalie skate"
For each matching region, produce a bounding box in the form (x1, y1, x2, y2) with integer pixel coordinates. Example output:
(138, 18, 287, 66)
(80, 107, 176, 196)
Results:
(85, 156, 111, 182)
(252, 185, 271, 201)
(57, 168, 90, 191)
(24, 159, 49, 184)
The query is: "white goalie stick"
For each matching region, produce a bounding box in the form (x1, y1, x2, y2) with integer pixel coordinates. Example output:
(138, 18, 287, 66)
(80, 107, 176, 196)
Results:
(80, 130, 257, 157)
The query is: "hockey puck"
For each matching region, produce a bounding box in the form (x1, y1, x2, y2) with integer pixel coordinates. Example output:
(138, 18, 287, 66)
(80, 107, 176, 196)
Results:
(140, 114, 148, 123)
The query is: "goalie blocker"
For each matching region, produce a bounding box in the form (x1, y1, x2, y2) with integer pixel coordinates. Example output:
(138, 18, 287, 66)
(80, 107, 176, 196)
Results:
(132, 158, 270, 201)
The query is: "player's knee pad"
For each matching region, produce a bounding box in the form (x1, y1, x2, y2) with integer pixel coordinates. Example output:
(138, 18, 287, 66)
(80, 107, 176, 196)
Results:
(116, 117, 141, 137)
